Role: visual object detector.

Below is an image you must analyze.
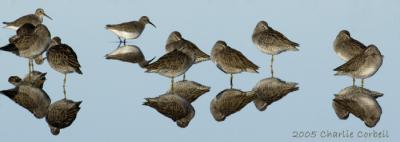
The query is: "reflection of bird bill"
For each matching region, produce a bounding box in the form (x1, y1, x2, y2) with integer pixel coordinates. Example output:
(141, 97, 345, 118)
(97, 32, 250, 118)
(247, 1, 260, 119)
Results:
(252, 77, 298, 111)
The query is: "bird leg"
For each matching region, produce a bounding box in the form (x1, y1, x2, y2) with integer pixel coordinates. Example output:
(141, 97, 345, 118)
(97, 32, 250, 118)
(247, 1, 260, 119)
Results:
(270, 55, 274, 78)
(116, 41, 122, 48)
(171, 77, 175, 93)
(63, 74, 67, 99)
(183, 73, 186, 81)
(28, 60, 31, 73)
(230, 74, 233, 89)
(28, 60, 32, 80)
(31, 59, 35, 71)
(352, 78, 355, 86)
(361, 79, 364, 88)
(118, 37, 123, 43)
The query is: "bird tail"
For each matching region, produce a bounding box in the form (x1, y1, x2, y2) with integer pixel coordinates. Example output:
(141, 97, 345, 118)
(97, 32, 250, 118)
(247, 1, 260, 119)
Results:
(0, 89, 17, 99)
(143, 98, 157, 106)
(75, 101, 82, 108)
(105, 24, 113, 29)
(0, 44, 18, 54)
(139, 56, 156, 68)
(289, 47, 300, 51)
(2, 22, 9, 28)
(334, 71, 345, 76)
(75, 68, 83, 74)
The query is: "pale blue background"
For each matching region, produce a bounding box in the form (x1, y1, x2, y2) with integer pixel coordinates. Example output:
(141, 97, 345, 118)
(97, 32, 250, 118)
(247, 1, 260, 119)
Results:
(0, 0, 398, 141)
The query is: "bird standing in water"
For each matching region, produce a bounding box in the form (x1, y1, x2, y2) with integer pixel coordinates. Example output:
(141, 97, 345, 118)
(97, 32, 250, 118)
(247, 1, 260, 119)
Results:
(211, 40, 259, 89)
(252, 21, 299, 77)
(106, 16, 156, 44)
(333, 30, 367, 86)
(46, 37, 82, 98)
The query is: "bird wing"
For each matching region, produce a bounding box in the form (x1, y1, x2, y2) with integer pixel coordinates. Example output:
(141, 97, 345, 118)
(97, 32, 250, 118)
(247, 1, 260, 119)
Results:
(145, 50, 190, 71)
(47, 100, 81, 128)
(13, 34, 36, 50)
(259, 28, 299, 47)
(6, 14, 40, 26)
(182, 40, 210, 62)
(218, 91, 253, 114)
(219, 47, 258, 71)
(108, 21, 141, 32)
(334, 53, 365, 72)
(156, 96, 190, 121)
(347, 38, 367, 52)
(49, 44, 81, 69)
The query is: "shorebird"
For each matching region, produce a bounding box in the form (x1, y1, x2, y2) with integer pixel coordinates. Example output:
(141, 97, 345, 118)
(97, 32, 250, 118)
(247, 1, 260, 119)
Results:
(143, 93, 195, 128)
(46, 99, 82, 135)
(332, 86, 383, 120)
(333, 88, 382, 127)
(252, 21, 299, 77)
(333, 30, 367, 85)
(105, 44, 155, 68)
(8, 23, 46, 66)
(0, 23, 51, 73)
(334, 45, 383, 88)
(106, 16, 156, 44)
(210, 89, 256, 121)
(145, 49, 195, 92)
(211, 40, 259, 89)
(1, 76, 51, 119)
(9, 71, 47, 89)
(166, 80, 210, 103)
(252, 77, 299, 111)
(3, 8, 52, 30)
(46, 36, 82, 98)
(165, 31, 210, 80)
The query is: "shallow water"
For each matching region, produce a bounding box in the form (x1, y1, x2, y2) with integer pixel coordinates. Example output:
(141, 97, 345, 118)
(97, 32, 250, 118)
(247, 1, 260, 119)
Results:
(0, 0, 399, 141)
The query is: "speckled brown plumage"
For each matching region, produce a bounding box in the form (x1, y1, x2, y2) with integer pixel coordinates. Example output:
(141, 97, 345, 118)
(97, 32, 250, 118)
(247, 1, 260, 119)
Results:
(46, 99, 82, 135)
(47, 37, 82, 75)
(1, 24, 51, 72)
(252, 21, 299, 55)
(332, 86, 383, 120)
(211, 40, 258, 88)
(166, 80, 210, 103)
(9, 71, 47, 89)
(252, 77, 298, 111)
(143, 93, 195, 128)
(210, 89, 256, 121)
(2, 8, 52, 30)
(1, 84, 50, 119)
(166, 31, 210, 63)
(334, 45, 383, 87)
(333, 30, 367, 61)
(333, 88, 382, 127)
